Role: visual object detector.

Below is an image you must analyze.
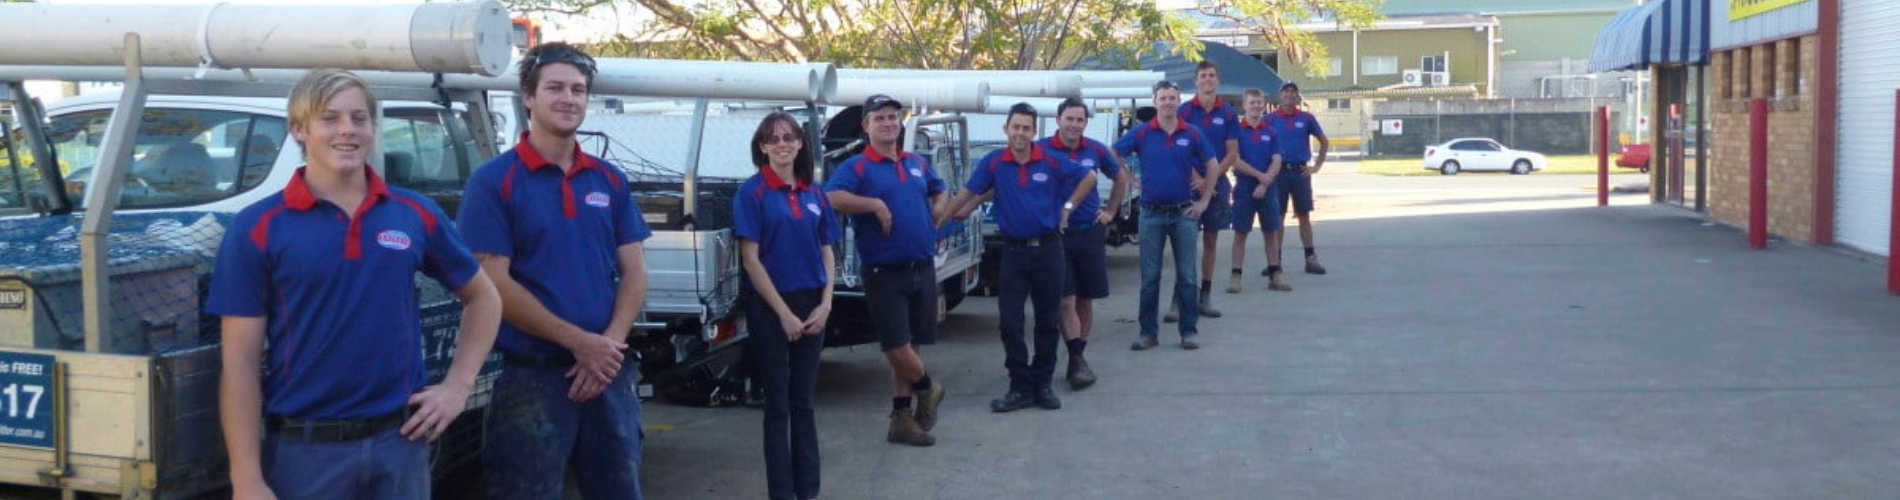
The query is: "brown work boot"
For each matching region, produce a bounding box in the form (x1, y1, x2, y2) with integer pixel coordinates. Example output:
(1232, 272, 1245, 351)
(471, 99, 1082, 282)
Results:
(1305, 256, 1328, 275)
(1268, 270, 1292, 292)
(913, 379, 945, 432)
(887, 409, 935, 447)
(1225, 270, 1243, 294)
(1066, 355, 1097, 391)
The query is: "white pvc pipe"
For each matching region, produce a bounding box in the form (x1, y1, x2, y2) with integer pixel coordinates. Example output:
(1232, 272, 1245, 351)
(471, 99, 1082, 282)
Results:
(838, 70, 1082, 98)
(842, 69, 1161, 90)
(832, 78, 989, 112)
(0, 58, 841, 103)
(982, 97, 1066, 115)
(0, 2, 513, 75)
(1082, 87, 1156, 99)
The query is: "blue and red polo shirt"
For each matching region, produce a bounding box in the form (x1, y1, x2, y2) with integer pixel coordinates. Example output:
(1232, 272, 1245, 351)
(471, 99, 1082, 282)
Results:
(1234, 118, 1280, 194)
(208, 166, 480, 420)
(1268, 108, 1326, 164)
(733, 166, 839, 294)
(1112, 119, 1217, 206)
(822, 147, 944, 266)
(1039, 134, 1120, 229)
(967, 144, 1091, 239)
(457, 134, 652, 358)
(1180, 96, 1240, 193)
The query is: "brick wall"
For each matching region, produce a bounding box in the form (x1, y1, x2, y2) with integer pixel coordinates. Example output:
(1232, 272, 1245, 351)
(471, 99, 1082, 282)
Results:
(1706, 35, 1819, 243)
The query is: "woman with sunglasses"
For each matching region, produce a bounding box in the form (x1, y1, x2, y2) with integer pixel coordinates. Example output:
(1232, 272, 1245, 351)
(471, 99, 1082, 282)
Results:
(734, 112, 837, 500)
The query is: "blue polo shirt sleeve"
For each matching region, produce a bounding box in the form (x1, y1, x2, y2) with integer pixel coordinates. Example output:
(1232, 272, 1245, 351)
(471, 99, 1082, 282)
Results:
(1112, 129, 1139, 158)
(1306, 113, 1327, 138)
(815, 188, 841, 245)
(1222, 111, 1243, 148)
(732, 179, 762, 243)
(823, 157, 863, 194)
(419, 198, 481, 291)
(611, 168, 652, 245)
(1091, 143, 1122, 178)
(1192, 127, 1218, 168)
(921, 156, 945, 197)
(1056, 156, 1092, 185)
(457, 164, 514, 258)
(206, 207, 270, 317)
(964, 157, 995, 195)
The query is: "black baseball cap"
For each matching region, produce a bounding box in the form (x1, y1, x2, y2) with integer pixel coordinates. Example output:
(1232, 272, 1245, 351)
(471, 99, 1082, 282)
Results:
(864, 94, 904, 112)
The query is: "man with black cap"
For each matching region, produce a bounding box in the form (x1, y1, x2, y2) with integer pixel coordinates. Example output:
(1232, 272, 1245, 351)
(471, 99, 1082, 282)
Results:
(824, 94, 949, 447)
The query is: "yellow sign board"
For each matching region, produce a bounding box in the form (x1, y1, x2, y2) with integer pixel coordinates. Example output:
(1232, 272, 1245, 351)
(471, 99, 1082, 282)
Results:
(1730, 0, 1811, 21)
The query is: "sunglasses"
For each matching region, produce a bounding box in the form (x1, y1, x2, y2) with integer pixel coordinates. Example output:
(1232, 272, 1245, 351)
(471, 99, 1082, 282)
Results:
(531, 49, 597, 77)
(761, 132, 802, 145)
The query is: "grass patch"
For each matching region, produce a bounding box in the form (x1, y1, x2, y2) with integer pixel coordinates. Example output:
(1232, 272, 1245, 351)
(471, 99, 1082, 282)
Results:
(1355, 155, 1629, 176)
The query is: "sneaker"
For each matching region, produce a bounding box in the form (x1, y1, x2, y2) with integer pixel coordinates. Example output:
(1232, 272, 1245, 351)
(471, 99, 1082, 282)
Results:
(1268, 271, 1292, 292)
(1305, 257, 1327, 275)
(913, 379, 945, 432)
(1225, 271, 1243, 294)
(1180, 338, 1201, 350)
(1130, 337, 1159, 351)
(886, 410, 935, 446)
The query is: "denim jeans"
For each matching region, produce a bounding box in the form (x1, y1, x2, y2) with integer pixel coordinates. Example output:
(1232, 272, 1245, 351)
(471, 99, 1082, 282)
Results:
(484, 354, 644, 500)
(1138, 205, 1200, 340)
(263, 426, 429, 500)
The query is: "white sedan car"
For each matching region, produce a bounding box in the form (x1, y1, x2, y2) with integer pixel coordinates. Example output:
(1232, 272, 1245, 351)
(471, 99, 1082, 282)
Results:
(1422, 138, 1547, 175)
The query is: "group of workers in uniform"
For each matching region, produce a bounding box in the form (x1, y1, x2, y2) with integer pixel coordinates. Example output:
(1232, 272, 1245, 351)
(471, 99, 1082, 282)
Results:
(209, 41, 1327, 500)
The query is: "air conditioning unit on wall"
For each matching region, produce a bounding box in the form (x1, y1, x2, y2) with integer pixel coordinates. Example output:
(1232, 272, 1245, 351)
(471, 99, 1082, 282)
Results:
(1427, 71, 1449, 86)
(1401, 69, 1423, 86)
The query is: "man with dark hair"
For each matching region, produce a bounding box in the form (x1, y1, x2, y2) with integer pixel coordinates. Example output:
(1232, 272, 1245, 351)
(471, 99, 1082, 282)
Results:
(826, 94, 949, 446)
(945, 102, 1096, 412)
(1044, 97, 1127, 389)
(1116, 80, 1219, 351)
(461, 42, 655, 499)
(1265, 82, 1330, 282)
(1171, 60, 1239, 322)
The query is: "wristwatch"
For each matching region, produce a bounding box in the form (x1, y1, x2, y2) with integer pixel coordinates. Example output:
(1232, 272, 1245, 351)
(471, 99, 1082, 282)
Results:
(1063, 202, 1076, 211)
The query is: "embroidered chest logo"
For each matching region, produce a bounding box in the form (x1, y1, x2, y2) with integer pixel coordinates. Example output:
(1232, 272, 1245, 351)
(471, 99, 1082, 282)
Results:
(908, 168, 923, 179)
(1212, 117, 1225, 125)
(1031, 172, 1050, 183)
(584, 191, 611, 208)
(1174, 138, 1190, 147)
(1080, 158, 1097, 167)
(376, 230, 413, 251)
(806, 202, 821, 215)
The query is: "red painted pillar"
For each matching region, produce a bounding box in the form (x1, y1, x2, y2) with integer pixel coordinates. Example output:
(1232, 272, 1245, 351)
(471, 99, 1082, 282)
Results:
(1888, 90, 1898, 294)
(1749, 98, 1769, 250)
(1598, 106, 1610, 207)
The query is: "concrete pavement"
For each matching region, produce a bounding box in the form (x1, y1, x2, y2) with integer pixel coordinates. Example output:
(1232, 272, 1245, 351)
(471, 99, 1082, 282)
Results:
(638, 171, 1900, 499)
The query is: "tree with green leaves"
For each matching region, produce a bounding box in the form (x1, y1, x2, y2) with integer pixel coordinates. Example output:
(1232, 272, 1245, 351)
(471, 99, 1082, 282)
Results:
(509, 0, 1205, 70)
(1192, 0, 1382, 78)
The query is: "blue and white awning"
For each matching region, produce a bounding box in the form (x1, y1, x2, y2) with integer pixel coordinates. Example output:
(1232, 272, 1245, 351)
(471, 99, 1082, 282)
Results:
(1588, 0, 1711, 73)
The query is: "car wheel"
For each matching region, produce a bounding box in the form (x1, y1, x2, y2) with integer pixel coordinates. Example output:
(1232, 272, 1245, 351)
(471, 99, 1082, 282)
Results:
(1440, 160, 1461, 175)
(1511, 160, 1532, 175)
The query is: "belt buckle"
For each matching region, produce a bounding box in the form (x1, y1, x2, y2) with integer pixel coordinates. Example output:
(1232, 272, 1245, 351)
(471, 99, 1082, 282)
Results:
(1026, 237, 1041, 247)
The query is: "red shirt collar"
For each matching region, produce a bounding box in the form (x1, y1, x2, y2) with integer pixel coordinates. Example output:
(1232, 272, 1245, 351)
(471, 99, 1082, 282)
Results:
(283, 165, 388, 211)
(513, 131, 602, 175)
(1240, 117, 1266, 131)
(1000, 144, 1046, 165)
(863, 144, 907, 163)
(1049, 133, 1084, 152)
(759, 165, 808, 191)
(1190, 95, 1221, 112)
(1275, 108, 1301, 118)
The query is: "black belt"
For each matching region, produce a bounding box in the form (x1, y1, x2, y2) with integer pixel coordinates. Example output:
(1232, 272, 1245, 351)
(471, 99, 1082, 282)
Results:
(866, 259, 933, 273)
(503, 350, 578, 369)
(267, 410, 406, 443)
(1002, 232, 1061, 248)
(1142, 202, 1193, 212)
